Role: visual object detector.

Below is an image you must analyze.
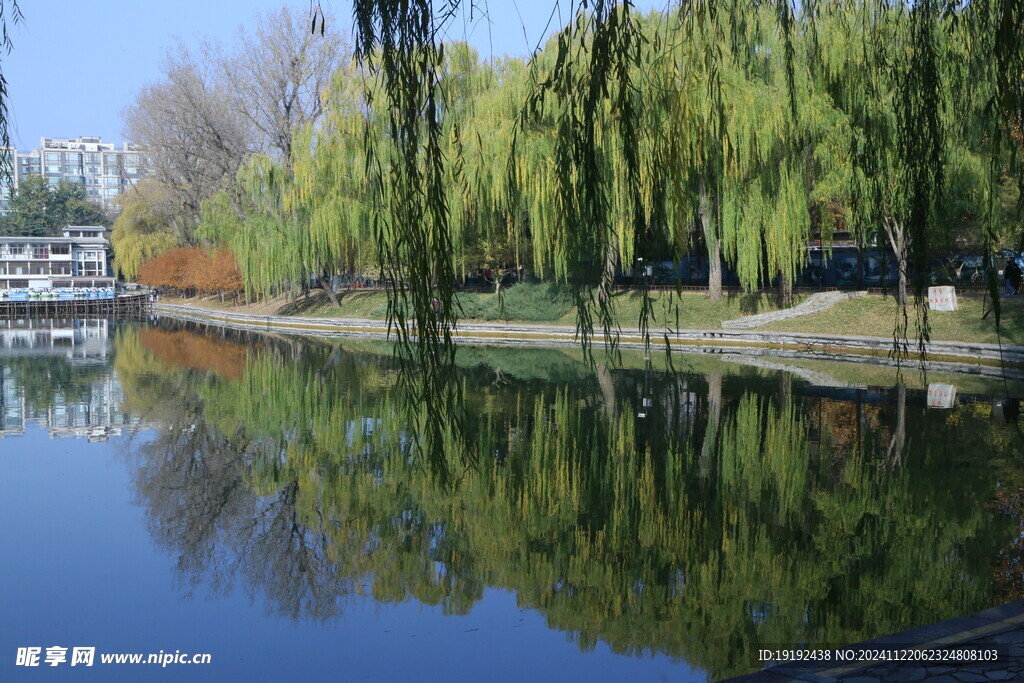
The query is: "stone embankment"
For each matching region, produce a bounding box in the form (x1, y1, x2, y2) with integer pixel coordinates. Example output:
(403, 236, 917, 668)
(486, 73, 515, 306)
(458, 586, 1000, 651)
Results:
(721, 290, 867, 329)
(154, 302, 1024, 380)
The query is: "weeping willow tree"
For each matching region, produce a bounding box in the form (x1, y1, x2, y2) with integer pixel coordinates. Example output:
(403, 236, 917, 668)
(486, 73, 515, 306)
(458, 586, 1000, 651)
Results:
(102, 1, 1024, 361)
(195, 156, 308, 302)
(805, 2, 949, 362)
(649, 2, 820, 304)
(288, 60, 378, 295)
(189, 0, 1024, 362)
(111, 180, 181, 280)
(508, 2, 647, 354)
(446, 49, 534, 280)
(336, 0, 1023, 346)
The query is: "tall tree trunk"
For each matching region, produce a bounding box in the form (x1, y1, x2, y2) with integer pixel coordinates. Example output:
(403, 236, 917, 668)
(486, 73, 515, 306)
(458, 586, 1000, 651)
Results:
(315, 261, 340, 309)
(883, 218, 908, 307)
(887, 383, 906, 469)
(596, 363, 618, 421)
(699, 372, 722, 476)
(777, 270, 793, 308)
(699, 177, 722, 301)
(777, 371, 792, 409)
(598, 241, 618, 307)
(707, 243, 723, 301)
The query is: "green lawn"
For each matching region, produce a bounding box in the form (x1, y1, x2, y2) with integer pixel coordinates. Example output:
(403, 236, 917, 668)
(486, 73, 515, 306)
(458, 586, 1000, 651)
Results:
(309, 285, 799, 329)
(763, 294, 1024, 345)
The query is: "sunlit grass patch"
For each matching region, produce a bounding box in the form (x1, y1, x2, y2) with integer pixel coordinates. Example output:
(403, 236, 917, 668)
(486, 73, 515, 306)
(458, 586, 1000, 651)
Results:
(763, 294, 1024, 345)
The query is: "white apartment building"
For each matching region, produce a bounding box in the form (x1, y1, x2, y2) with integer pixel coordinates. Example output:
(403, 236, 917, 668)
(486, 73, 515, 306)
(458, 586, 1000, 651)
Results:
(2, 136, 148, 212)
(0, 226, 112, 290)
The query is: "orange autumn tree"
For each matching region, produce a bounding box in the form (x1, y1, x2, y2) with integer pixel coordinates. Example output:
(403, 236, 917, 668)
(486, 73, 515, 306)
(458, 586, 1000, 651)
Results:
(206, 248, 245, 301)
(137, 247, 244, 301)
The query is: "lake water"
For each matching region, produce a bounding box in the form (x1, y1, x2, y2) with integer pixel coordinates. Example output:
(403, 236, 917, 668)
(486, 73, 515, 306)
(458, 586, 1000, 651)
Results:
(2, 317, 1023, 682)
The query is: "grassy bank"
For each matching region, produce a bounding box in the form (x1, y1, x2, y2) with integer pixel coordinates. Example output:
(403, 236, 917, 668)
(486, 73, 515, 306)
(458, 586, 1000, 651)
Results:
(166, 283, 1023, 346)
(305, 284, 800, 329)
(765, 295, 1024, 345)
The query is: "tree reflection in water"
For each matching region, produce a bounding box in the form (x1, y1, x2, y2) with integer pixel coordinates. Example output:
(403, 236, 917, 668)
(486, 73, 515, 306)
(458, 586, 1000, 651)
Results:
(112, 321, 1022, 679)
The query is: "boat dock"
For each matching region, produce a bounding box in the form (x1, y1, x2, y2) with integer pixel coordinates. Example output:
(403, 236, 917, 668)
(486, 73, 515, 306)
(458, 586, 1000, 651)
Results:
(0, 292, 150, 317)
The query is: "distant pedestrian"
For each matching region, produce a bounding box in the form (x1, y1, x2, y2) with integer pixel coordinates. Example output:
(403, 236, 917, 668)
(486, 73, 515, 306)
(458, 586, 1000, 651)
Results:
(1006, 259, 1021, 295)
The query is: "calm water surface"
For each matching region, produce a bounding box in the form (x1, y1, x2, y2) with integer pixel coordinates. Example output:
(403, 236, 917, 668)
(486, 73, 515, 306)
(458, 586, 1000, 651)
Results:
(2, 317, 1023, 682)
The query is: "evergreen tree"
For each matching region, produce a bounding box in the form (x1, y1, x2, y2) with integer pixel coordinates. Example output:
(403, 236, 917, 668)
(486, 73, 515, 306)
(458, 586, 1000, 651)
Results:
(0, 175, 109, 236)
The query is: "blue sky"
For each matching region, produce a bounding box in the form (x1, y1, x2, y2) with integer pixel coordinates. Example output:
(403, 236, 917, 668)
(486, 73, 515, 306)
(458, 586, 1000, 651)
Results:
(3, 0, 664, 152)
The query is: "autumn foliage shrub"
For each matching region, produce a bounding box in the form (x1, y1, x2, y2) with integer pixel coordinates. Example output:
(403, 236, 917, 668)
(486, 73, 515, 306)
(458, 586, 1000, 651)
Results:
(137, 247, 244, 299)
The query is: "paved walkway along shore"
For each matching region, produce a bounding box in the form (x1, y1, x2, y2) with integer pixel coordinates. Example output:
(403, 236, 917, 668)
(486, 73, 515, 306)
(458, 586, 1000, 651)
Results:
(154, 302, 1024, 380)
(727, 600, 1024, 682)
(722, 291, 868, 329)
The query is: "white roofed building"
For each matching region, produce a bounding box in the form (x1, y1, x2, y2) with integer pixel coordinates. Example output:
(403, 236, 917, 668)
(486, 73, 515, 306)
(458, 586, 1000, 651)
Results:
(0, 226, 113, 290)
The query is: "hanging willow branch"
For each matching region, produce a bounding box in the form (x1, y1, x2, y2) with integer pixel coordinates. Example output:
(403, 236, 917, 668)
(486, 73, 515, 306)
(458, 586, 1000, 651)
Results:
(350, 0, 468, 479)
(514, 1, 645, 363)
(0, 0, 21, 187)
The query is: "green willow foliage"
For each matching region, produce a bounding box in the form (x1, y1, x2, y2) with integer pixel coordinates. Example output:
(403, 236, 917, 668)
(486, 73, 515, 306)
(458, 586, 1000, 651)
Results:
(209, 1, 1022, 333)
(115, 325, 1023, 679)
